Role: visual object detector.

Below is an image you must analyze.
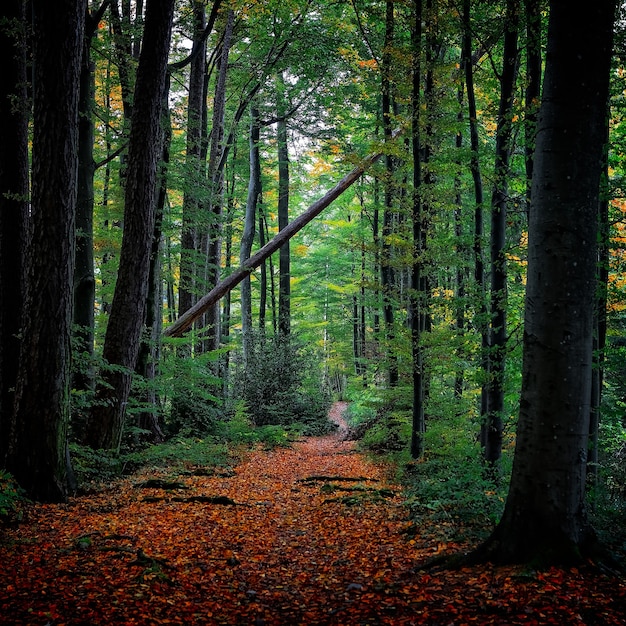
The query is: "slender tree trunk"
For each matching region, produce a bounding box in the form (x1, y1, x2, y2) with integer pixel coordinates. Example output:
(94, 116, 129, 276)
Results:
(86, 0, 175, 451)
(0, 0, 29, 465)
(277, 74, 291, 338)
(381, 0, 398, 387)
(73, 5, 109, 405)
(463, 0, 489, 439)
(410, 0, 425, 459)
(484, 0, 519, 466)
(590, 145, 610, 485)
(476, 0, 616, 565)
(203, 9, 234, 353)
(258, 208, 268, 333)
(241, 106, 261, 362)
(9, 0, 87, 501)
(524, 0, 542, 208)
(179, 0, 207, 322)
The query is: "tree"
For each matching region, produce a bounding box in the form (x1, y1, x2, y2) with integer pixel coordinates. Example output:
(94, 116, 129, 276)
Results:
(7, 0, 87, 501)
(0, 0, 29, 465)
(475, 0, 617, 564)
(483, 0, 519, 466)
(86, 0, 175, 451)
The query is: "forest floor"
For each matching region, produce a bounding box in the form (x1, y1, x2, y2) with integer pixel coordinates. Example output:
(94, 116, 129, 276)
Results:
(1, 403, 625, 625)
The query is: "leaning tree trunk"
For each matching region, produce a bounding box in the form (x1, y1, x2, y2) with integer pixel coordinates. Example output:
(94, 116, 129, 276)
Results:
(9, 0, 86, 501)
(86, 0, 175, 451)
(0, 0, 29, 465)
(475, 0, 616, 565)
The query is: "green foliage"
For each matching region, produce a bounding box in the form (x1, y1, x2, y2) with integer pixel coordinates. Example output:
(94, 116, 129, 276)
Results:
(221, 400, 293, 448)
(0, 471, 26, 526)
(69, 437, 233, 487)
(159, 342, 223, 437)
(232, 332, 333, 436)
(401, 415, 509, 543)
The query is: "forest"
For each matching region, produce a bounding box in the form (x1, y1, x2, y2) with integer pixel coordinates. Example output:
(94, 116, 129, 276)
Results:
(1, 0, 626, 621)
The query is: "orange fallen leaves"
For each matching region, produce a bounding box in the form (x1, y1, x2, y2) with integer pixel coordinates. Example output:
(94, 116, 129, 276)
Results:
(1, 424, 625, 625)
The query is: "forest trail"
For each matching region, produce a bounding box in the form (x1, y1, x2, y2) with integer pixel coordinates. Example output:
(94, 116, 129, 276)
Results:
(1, 403, 625, 624)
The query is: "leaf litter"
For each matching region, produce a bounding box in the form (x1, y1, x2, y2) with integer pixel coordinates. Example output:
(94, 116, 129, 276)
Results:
(1, 404, 625, 624)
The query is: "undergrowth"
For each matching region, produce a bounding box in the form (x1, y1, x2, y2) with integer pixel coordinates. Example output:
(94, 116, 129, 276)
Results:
(345, 386, 511, 546)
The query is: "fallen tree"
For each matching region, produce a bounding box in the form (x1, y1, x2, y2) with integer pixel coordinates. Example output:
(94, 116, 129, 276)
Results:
(164, 131, 400, 338)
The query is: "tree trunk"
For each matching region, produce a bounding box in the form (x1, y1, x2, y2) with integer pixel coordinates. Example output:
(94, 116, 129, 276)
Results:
(476, 0, 616, 564)
(164, 132, 400, 338)
(462, 0, 489, 441)
(381, 0, 398, 387)
(277, 74, 291, 338)
(178, 0, 207, 321)
(241, 106, 261, 362)
(135, 92, 171, 444)
(73, 5, 109, 405)
(410, 0, 425, 459)
(524, 0, 542, 207)
(484, 0, 519, 466)
(202, 9, 234, 353)
(86, 0, 175, 451)
(0, 0, 29, 465)
(8, 0, 86, 501)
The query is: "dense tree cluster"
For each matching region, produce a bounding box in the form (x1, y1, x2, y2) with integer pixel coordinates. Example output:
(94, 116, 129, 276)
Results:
(1, 0, 625, 566)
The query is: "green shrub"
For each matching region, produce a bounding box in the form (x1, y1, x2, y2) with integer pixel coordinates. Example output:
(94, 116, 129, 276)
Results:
(0, 470, 27, 525)
(231, 332, 332, 433)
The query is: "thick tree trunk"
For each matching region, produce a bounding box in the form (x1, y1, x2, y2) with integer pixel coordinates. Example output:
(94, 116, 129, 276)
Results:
(0, 0, 29, 465)
(86, 0, 175, 451)
(476, 0, 616, 564)
(9, 0, 86, 501)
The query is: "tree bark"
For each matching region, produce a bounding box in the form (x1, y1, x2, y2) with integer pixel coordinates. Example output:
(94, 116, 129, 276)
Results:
(9, 0, 87, 501)
(476, 0, 616, 564)
(0, 0, 29, 465)
(86, 0, 175, 451)
(462, 0, 489, 440)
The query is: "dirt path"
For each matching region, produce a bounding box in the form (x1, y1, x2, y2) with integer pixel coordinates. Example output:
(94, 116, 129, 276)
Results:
(1, 403, 625, 624)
